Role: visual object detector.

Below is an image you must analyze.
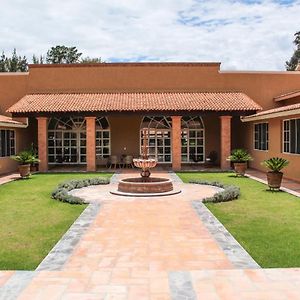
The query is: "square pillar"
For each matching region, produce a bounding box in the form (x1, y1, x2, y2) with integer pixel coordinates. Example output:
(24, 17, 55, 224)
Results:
(220, 115, 232, 170)
(171, 116, 182, 171)
(37, 117, 48, 172)
(85, 117, 96, 172)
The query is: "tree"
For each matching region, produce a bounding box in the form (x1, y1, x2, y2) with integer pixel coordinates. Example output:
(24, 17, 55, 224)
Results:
(32, 54, 45, 64)
(0, 49, 28, 72)
(81, 56, 104, 63)
(286, 31, 300, 71)
(45, 45, 82, 64)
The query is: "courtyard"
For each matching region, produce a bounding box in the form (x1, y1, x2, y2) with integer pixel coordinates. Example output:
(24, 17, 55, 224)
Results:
(1, 170, 300, 299)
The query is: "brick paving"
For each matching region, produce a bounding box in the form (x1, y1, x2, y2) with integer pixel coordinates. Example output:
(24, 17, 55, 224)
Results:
(0, 173, 19, 185)
(1, 170, 300, 299)
(247, 169, 300, 196)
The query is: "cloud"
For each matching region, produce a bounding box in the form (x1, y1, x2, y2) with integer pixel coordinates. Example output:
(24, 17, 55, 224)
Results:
(0, 0, 299, 70)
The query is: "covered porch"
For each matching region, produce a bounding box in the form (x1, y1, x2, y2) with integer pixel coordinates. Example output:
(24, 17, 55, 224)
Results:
(7, 92, 262, 172)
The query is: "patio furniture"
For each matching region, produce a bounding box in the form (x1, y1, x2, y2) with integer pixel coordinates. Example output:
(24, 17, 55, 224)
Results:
(108, 155, 119, 169)
(123, 155, 134, 168)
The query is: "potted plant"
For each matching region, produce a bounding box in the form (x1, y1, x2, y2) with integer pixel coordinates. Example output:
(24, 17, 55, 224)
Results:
(11, 151, 40, 178)
(28, 143, 39, 172)
(227, 149, 253, 176)
(262, 157, 289, 190)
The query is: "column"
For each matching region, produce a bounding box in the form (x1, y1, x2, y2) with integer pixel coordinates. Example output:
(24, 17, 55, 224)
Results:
(85, 116, 96, 172)
(220, 115, 232, 170)
(37, 117, 48, 172)
(171, 116, 182, 171)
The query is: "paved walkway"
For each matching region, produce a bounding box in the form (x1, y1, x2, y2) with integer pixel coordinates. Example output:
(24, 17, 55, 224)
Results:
(0, 172, 19, 185)
(246, 168, 300, 197)
(1, 171, 300, 299)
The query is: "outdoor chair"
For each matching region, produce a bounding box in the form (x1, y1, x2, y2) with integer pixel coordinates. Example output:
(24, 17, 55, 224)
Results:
(124, 155, 134, 168)
(108, 155, 119, 169)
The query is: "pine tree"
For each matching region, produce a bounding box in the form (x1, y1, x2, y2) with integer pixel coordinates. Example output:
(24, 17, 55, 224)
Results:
(46, 45, 82, 64)
(286, 31, 300, 71)
(0, 52, 6, 72)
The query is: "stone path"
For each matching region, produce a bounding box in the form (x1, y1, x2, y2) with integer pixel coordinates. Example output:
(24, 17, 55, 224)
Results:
(1, 171, 300, 299)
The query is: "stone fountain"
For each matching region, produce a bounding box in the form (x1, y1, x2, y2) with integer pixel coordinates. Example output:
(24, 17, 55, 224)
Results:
(111, 129, 180, 196)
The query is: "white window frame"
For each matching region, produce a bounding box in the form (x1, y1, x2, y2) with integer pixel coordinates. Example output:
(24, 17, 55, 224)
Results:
(282, 118, 300, 155)
(0, 129, 16, 158)
(181, 116, 205, 163)
(140, 116, 172, 163)
(95, 116, 111, 160)
(253, 122, 269, 151)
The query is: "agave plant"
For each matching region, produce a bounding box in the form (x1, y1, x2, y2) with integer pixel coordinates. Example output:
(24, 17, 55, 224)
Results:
(227, 149, 253, 163)
(262, 157, 289, 173)
(11, 150, 40, 165)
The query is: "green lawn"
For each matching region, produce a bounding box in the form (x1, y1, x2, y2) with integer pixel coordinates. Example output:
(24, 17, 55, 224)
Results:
(178, 172, 300, 268)
(0, 172, 112, 270)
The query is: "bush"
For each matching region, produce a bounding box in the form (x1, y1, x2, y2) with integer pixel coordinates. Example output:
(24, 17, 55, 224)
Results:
(190, 180, 240, 203)
(52, 177, 109, 204)
(227, 149, 252, 163)
(261, 157, 289, 172)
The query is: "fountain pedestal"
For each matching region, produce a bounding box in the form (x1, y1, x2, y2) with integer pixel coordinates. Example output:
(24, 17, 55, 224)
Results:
(110, 129, 180, 196)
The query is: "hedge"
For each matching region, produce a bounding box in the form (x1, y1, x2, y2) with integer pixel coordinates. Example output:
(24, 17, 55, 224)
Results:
(189, 180, 240, 203)
(52, 177, 110, 204)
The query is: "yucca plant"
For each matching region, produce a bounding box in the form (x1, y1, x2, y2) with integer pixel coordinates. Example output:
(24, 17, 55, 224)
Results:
(227, 149, 253, 163)
(262, 157, 289, 173)
(227, 149, 252, 176)
(262, 157, 289, 190)
(11, 150, 39, 165)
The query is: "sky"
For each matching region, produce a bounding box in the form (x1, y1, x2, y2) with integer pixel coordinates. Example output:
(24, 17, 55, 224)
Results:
(0, 0, 299, 70)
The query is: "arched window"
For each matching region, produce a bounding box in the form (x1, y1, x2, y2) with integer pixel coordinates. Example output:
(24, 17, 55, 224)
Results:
(140, 116, 172, 162)
(48, 116, 86, 164)
(181, 116, 205, 163)
(48, 116, 111, 164)
(96, 117, 111, 159)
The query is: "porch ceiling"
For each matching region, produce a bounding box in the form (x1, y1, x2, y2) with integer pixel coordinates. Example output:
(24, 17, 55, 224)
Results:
(7, 92, 262, 116)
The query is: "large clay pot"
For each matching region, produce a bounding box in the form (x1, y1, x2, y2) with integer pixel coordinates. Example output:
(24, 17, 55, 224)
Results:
(233, 162, 247, 176)
(18, 164, 31, 178)
(267, 171, 283, 190)
(30, 164, 38, 173)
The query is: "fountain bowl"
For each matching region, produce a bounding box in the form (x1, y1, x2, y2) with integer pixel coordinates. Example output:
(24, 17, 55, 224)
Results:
(110, 177, 181, 197)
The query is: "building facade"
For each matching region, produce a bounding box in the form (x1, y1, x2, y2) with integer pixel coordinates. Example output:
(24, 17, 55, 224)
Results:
(1, 63, 300, 181)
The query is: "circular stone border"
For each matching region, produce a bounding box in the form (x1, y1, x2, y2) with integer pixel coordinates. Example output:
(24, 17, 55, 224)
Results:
(110, 189, 182, 197)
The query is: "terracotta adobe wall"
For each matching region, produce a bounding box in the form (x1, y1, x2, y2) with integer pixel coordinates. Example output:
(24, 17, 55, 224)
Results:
(0, 63, 299, 178)
(26, 64, 300, 110)
(0, 73, 28, 115)
(241, 115, 300, 182)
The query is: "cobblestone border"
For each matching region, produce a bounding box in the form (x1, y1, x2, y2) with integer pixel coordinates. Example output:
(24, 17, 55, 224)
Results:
(171, 172, 260, 269)
(0, 271, 35, 300)
(169, 271, 197, 300)
(36, 203, 101, 271)
(192, 201, 260, 269)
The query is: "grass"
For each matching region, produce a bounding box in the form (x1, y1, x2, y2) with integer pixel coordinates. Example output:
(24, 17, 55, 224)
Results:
(178, 172, 300, 268)
(0, 172, 112, 270)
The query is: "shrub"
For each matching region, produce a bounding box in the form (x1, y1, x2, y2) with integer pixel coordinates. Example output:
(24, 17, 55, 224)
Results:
(227, 149, 252, 163)
(11, 150, 40, 165)
(190, 180, 240, 203)
(261, 157, 289, 173)
(52, 177, 109, 204)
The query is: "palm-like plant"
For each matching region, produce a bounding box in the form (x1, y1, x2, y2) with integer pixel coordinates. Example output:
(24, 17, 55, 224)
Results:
(11, 150, 40, 165)
(227, 149, 253, 163)
(262, 157, 289, 173)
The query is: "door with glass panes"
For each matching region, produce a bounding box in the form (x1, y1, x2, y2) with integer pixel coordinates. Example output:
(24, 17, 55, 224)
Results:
(48, 117, 87, 164)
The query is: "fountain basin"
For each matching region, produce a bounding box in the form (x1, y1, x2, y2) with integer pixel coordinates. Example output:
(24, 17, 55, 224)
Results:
(119, 177, 173, 194)
(110, 177, 181, 197)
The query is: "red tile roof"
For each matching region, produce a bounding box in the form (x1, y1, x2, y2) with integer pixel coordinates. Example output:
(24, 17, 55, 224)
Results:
(274, 90, 300, 102)
(242, 103, 300, 121)
(7, 92, 262, 114)
(0, 115, 25, 126)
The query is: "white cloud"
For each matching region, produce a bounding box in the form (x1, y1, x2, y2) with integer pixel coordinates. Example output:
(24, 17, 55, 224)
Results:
(0, 0, 299, 70)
